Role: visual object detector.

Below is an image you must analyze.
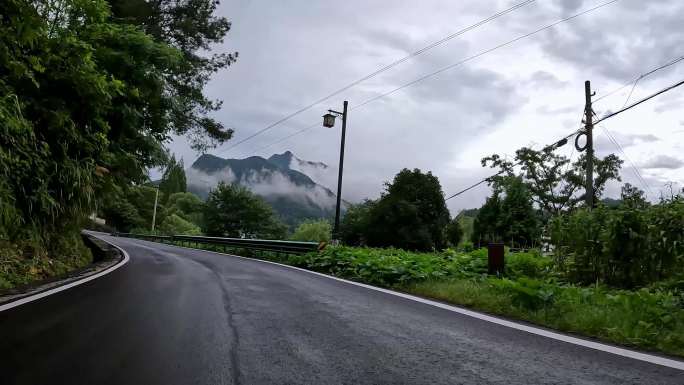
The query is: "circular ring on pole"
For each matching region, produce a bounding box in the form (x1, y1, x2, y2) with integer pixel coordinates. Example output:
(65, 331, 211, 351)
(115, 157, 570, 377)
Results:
(574, 132, 588, 152)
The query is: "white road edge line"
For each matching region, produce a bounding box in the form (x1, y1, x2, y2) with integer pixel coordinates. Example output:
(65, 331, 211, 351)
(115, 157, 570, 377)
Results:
(0, 234, 130, 312)
(146, 238, 684, 371)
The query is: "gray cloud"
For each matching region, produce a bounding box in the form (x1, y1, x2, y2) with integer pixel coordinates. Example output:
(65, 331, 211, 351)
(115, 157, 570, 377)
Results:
(594, 132, 659, 151)
(154, 0, 683, 212)
(654, 94, 684, 113)
(560, 0, 584, 15)
(537, 105, 576, 115)
(528, 70, 568, 89)
(640, 155, 684, 170)
(533, 1, 684, 83)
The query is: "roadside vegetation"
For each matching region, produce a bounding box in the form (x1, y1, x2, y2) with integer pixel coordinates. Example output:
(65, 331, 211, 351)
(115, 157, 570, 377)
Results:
(290, 219, 332, 243)
(1, 0, 235, 289)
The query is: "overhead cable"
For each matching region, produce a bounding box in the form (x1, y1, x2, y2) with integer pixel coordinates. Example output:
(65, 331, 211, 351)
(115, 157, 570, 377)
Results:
(248, 0, 621, 155)
(445, 130, 579, 200)
(594, 78, 684, 124)
(218, 0, 538, 154)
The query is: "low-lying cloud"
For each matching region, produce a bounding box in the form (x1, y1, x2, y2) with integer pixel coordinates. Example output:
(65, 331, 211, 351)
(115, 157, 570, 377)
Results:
(186, 165, 337, 210)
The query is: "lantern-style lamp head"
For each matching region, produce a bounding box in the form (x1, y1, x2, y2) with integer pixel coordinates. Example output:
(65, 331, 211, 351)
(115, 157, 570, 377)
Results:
(322, 113, 336, 128)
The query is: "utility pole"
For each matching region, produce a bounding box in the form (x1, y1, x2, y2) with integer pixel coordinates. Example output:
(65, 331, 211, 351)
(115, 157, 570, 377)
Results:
(151, 185, 159, 233)
(322, 101, 349, 241)
(584, 80, 595, 209)
(334, 101, 348, 238)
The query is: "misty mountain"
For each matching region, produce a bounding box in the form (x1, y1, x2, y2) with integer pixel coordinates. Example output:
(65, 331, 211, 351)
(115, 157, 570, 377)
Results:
(186, 152, 341, 227)
(267, 151, 335, 188)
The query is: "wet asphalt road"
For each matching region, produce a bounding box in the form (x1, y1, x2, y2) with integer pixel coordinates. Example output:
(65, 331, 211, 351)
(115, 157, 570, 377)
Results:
(1, 235, 682, 384)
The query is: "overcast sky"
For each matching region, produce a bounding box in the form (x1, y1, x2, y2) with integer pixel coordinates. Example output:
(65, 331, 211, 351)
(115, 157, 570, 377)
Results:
(162, 0, 684, 213)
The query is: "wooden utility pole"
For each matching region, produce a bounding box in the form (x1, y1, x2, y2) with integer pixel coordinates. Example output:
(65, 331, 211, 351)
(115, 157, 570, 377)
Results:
(584, 80, 594, 209)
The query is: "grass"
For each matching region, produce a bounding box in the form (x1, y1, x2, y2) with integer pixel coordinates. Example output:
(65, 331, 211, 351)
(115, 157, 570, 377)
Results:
(403, 278, 684, 357)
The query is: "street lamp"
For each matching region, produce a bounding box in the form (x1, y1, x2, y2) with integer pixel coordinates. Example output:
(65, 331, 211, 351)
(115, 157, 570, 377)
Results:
(323, 101, 348, 240)
(322, 113, 336, 128)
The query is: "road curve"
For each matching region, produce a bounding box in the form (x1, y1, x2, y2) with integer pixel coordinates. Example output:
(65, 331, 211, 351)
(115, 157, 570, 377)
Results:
(1, 235, 682, 385)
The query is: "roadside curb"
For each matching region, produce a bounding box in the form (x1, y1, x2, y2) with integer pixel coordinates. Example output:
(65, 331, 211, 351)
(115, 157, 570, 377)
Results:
(0, 232, 130, 312)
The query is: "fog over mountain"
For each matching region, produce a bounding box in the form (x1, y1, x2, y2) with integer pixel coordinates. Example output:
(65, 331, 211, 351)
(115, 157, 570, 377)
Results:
(186, 151, 343, 226)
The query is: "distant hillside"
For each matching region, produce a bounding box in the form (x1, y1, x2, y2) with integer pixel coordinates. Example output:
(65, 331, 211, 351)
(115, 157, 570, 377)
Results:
(187, 152, 343, 227)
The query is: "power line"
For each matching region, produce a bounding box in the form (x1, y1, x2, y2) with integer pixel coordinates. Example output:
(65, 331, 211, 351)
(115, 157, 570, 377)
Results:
(597, 123, 654, 197)
(445, 130, 580, 200)
(251, 122, 320, 154)
(621, 79, 639, 108)
(217, 0, 538, 155)
(594, 54, 684, 103)
(594, 78, 684, 124)
(247, 0, 621, 155)
(555, 111, 585, 195)
(351, 0, 621, 111)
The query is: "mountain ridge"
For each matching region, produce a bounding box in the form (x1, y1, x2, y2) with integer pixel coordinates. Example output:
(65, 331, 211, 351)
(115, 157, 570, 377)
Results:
(187, 152, 341, 227)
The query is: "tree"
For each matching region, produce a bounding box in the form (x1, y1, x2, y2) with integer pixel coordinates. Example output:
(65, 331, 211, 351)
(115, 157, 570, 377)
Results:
(472, 177, 540, 248)
(365, 169, 450, 251)
(159, 156, 187, 201)
(1, 0, 238, 254)
(100, 184, 165, 232)
(100, 193, 144, 233)
(445, 217, 463, 248)
(1, 0, 118, 238)
(471, 192, 502, 247)
(498, 177, 540, 248)
(482, 146, 623, 215)
(563, 153, 624, 208)
(339, 200, 375, 246)
(290, 219, 331, 243)
(107, 0, 237, 151)
(166, 191, 205, 227)
(158, 213, 201, 235)
(127, 185, 166, 227)
(204, 182, 286, 239)
(620, 183, 648, 209)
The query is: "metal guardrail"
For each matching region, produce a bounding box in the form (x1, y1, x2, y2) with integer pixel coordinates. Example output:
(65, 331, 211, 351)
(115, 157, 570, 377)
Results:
(114, 233, 323, 255)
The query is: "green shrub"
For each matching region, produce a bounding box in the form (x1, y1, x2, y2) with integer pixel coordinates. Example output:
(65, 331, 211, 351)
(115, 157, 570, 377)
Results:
(339, 200, 375, 246)
(287, 247, 448, 286)
(445, 218, 463, 247)
(158, 214, 202, 235)
(459, 241, 475, 252)
(506, 251, 552, 279)
(290, 219, 331, 243)
(443, 249, 488, 277)
(551, 198, 684, 288)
